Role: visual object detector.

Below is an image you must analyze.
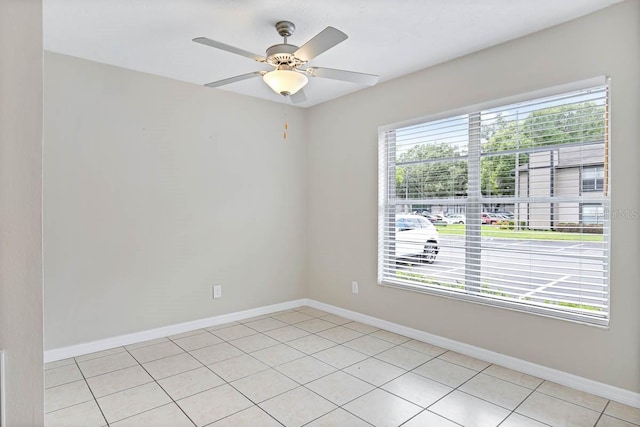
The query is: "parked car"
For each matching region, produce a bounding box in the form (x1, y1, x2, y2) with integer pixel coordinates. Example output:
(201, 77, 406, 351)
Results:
(481, 212, 502, 224)
(494, 211, 514, 220)
(444, 214, 466, 224)
(395, 215, 440, 263)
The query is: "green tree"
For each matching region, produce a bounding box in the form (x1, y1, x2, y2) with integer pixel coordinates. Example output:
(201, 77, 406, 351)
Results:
(396, 143, 467, 199)
(480, 102, 605, 196)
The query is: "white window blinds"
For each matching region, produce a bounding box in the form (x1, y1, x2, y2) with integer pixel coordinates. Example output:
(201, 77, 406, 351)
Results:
(379, 82, 609, 326)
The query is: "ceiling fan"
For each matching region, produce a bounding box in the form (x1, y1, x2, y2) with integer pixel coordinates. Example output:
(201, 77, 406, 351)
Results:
(193, 21, 379, 103)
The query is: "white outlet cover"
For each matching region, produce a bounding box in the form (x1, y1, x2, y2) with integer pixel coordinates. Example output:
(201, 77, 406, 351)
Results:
(213, 285, 222, 299)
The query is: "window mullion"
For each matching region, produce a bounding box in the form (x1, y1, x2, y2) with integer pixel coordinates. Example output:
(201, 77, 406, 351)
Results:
(465, 112, 482, 292)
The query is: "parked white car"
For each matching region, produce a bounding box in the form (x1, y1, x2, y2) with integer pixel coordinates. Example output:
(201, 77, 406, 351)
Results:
(395, 215, 440, 263)
(443, 214, 466, 224)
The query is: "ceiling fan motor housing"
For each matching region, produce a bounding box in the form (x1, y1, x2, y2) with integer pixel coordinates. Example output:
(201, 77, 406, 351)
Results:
(265, 43, 304, 67)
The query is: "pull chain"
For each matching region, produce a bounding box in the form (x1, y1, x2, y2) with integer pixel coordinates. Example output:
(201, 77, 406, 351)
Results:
(283, 103, 288, 141)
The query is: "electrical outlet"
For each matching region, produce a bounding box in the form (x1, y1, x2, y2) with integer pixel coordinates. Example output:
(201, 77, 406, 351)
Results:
(213, 285, 222, 299)
(351, 281, 359, 294)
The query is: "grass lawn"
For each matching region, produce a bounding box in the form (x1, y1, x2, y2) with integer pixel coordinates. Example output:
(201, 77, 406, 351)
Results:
(436, 224, 604, 242)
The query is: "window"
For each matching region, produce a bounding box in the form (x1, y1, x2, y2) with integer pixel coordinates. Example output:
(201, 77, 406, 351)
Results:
(581, 203, 604, 225)
(582, 166, 604, 192)
(379, 80, 610, 326)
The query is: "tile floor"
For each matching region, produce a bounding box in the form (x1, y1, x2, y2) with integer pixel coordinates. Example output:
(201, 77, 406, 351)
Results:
(44, 306, 640, 427)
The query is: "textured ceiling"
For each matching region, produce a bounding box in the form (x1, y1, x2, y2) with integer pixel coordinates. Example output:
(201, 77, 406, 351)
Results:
(43, 0, 621, 107)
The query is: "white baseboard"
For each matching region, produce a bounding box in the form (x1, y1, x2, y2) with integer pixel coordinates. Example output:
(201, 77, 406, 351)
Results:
(44, 297, 639, 409)
(305, 299, 640, 409)
(44, 299, 307, 363)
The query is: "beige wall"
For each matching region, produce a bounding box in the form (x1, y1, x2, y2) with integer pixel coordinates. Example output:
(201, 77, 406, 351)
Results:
(307, 0, 639, 393)
(0, 0, 44, 424)
(44, 53, 308, 349)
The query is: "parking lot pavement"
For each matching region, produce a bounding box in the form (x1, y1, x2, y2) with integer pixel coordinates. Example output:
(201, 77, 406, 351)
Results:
(401, 236, 607, 306)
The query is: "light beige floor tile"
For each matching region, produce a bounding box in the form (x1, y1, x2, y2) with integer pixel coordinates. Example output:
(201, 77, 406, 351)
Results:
(45, 358, 76, 370)
(272, 311, 314, 324)
(177, 384, 253, 426)
(230, 333, 278, 353)
(312, 345, 368, 369)
(459, 373, 532, 410)
(124, 337, 169, 351)
(343, 357, 405, 387)
(500, 413, 549, 427)
(412, 359, 477, 388)
(343, 388, 422, 427)
(605, 401, 640, 424)
(128, 341, 184, 364)
(205, 321, 239, 332)
(343, 321, 379, 334)
(142, 352, 202, 380)
(296, 307, 330, 318)
(96, 382, 171, 424)
(189, 342, 243, 365)
(259, 386, 336, 427)
(382, 372, 452, 407)
(78, 351, 139, 378)
(401, 339, 447, 357)
(75, 347, 126, 363)
(375, 345, 433, 370)
(208, 354, 268, 382)
(275, 356, 336, 384)
(412, 358, 477, 388)
(430, 390, 510, 427)
(45, 380, 94, 413)
(343, 335, 395, 356)
(597, 414, 639, 427)
(86, 365, 153, 398)
(243, 317, 288, 332)
(207, 405, 282, 427)
(483, 364, 543, 389)
(45, 400, 106, 427)
(263, 325, 310, 342)
(306, 371, 374, 405)
(45, 363, 84, 388)
(306, 408, 372, 427)
(210, 324, 257, 341)
(319, 314, 352, 325)
(317, 326, 363, 344)
(231, 368, 298, 403)
(402, 410, 460, 427)
(172, 332, 222, 351)
(438, 351, 491, 371)
(538, 381, 609, 412)
(295, 318, 336, 333)
(110, 403, 193, 427)
(370, 329, 411, 345)
(158, 366, 224, 401)
(287, 334, 336, 354)
(168, 328, 207, 340)
(239, 313, 274, 323)
(250, 343, 304, 367)
(516, 391, 601, 427)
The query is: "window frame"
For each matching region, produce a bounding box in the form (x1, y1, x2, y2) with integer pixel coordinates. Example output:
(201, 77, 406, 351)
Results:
(378, 77, 611, 327)
(581, 165, 605, 192)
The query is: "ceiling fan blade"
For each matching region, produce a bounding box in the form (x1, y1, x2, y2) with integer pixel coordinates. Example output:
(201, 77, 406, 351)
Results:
(306, 67, 379, 86)
(289, 89, 307, 104)
(294, 27, 347, 62)
(204, 71, 266, 88)
(193, 37, 266, 63)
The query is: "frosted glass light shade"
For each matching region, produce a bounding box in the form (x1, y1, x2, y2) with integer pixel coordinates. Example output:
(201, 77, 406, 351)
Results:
(263, 69, 308, 96)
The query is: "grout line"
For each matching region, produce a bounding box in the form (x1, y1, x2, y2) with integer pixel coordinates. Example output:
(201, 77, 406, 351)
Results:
(72, 359, 110, 426)
(120, 346, 198, 427)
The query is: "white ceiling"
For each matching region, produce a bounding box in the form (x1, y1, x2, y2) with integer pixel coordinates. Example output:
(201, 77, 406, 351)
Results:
(43, 0, 621, 108)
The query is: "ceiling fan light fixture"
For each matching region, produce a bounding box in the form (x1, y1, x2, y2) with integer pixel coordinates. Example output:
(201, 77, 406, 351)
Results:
(263, 67, 308, 96)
